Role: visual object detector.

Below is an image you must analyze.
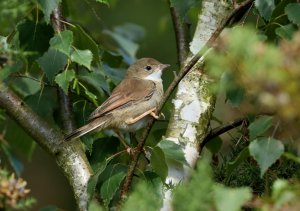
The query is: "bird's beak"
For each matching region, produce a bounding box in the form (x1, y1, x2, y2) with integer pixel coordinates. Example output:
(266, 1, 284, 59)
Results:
(160, 64, 170, 70)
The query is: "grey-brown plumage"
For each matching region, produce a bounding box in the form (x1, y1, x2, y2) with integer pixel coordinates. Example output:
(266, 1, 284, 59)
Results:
(64, 58, 169, 141)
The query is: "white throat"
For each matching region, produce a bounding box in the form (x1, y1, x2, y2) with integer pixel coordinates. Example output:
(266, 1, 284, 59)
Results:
(144, 70, 162, 81)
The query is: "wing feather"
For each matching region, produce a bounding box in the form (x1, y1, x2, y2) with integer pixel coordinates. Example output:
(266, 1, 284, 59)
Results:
(88, 78, 155, 121)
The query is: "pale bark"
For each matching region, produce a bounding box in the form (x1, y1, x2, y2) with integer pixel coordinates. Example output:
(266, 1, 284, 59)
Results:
(162, 1, 232, 210)
(0, 84, 93, 211)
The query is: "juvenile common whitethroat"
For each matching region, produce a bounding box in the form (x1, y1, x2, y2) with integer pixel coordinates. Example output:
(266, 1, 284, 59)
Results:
(64, 58, 170, 141)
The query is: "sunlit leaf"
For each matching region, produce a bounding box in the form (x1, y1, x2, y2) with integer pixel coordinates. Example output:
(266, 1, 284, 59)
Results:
(37, 48, 68, 81)
(249, 137, 284, 177)
(150, 146, 168, 182)
(285, 3, 300, 25)
(55, 69, 75, 94)
(70, 48, 93, 70)
(255, 0, 275, 21)
(248, 116, 273, 141)
(49, 30, 73, 55)
(214, 185, 252, 211)
(37, 0, 61, 24)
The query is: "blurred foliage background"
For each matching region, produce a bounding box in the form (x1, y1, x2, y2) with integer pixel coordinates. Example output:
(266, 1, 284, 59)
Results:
(0, 0, 177, 209)
(2, 0, 300, 210)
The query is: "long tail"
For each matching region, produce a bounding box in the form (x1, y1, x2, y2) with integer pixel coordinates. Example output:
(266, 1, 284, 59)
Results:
(64, 118, 108, 141)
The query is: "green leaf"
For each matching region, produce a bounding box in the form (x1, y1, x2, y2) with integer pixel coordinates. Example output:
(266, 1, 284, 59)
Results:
(49, 30, 73, 55)
(37, 48, 68, 81)
(226, 86, 245, 107)
(143, 171, 163, 198)
(55, 69, 75, 94)
(285, 3, 300, 25)
(249, 137, 284, 177)
(88, 200, 104, 211)
(17, 20, 54, 57)
(100, 164, 127, 206)
(37, 0, 61, 24)
(25, 87, 57, 121)
(283, 152, 300, 163)
(158, 140, 187, 165)
(220, 72, 244, 107)
(170, 0, 200, 20)
(70, 48, 93, 70)
(84, 89, 98, 105)
(226, 147, 250, 177)
(248, 115, 273, 141)
(77, 69, 109, 95)
(173, 156, 214, 211)
(87, 161, 107, 201)
(95, 0, 110, 6)
(0, 143, 23, 177)
(38, 205, 59, 211)
(275, 24, 297, 40)
(255, 0, 275, 21)
(122, 181, 162, 211)
(11, 77, 41, 97)
(71, 24, 100, 63)
(214, 185, 252, 211)
(0, 118, 36, 161)
(88, 137, 119, 171)
(205, 136, 222, 154)
(103, 30, 138, 64)
(0, 60, 22, 81)
(150, 146, 168, 182)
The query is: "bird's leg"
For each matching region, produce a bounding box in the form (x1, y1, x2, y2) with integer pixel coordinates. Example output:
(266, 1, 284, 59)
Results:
(125, 107, 157, 124)
(114, 130, 133, 154)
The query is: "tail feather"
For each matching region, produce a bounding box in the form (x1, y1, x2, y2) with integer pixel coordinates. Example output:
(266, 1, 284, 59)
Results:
(64, 118, 108, 141)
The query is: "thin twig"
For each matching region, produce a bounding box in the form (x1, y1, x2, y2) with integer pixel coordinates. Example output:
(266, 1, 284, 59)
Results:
(120, 0, 255, 201)
(198, 117, 249, 153)
(169, 1, 190, 66)
(51, 7, 76, 133)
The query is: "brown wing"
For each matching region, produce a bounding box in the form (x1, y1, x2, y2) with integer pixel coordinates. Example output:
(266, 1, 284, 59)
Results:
(88, 78, 155, 121)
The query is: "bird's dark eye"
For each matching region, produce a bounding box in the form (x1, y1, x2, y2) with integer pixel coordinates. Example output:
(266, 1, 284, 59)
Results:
(145, 66, 152, 71)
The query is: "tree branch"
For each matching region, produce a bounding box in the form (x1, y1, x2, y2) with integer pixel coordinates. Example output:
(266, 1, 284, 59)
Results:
(50, 6, 93, 210)
(199, 117, 249, 153)
(169, 2, 190, 66)
(51, 6, 76, 134)
(120, 0, 255, 201)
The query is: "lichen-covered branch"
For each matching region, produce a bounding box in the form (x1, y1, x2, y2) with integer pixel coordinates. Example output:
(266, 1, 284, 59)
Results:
(50, 6, 93, 211)
(161, 0, 252, 210)
(0, 84, 93, 211)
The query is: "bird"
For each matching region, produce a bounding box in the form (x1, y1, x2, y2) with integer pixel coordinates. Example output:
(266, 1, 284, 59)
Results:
(64, 57, 170, 142)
